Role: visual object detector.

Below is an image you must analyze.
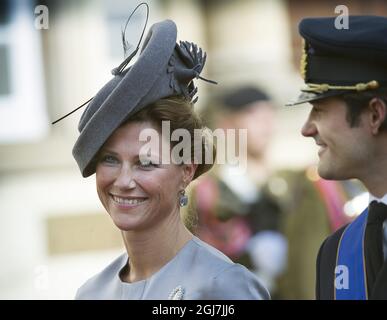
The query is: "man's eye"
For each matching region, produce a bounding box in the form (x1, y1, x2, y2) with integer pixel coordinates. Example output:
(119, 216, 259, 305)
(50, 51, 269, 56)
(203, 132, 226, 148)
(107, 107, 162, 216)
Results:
(312, 106, 322, 113)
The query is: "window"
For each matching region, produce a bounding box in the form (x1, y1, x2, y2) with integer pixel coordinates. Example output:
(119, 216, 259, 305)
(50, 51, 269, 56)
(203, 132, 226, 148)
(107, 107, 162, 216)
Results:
(0, 0, 11, 25)
(0, 0, 48, 143)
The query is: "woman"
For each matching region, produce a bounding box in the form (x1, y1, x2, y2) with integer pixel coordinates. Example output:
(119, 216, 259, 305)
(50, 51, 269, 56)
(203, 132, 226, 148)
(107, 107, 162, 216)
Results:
(71, 18, 269, 300)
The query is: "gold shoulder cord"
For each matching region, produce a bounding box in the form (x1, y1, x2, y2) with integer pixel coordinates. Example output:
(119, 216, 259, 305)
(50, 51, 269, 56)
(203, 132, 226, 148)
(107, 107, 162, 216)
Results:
(302, 80, 379, 94)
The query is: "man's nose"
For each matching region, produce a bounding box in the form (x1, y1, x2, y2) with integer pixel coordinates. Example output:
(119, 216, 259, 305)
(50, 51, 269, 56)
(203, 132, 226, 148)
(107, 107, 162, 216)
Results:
(301, 117, 317, 137)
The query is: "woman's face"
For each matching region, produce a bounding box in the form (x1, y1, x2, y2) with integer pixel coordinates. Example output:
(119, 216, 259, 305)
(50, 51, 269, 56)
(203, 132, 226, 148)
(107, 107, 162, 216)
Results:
(95, 121, 194, 232)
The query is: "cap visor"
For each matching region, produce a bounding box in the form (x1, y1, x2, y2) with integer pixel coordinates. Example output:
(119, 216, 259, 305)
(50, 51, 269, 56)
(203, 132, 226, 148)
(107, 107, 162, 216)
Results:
(285, 90, 345, 106)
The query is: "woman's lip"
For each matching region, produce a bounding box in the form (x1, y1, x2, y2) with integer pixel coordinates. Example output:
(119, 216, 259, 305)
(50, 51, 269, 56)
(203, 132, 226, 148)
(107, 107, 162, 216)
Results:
(109, 193, 147, 199)
(110, 195, 148, 208)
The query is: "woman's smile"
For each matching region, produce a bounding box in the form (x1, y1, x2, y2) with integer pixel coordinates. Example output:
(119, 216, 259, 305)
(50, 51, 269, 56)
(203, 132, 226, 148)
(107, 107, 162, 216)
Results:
(110, 194, 148, 209)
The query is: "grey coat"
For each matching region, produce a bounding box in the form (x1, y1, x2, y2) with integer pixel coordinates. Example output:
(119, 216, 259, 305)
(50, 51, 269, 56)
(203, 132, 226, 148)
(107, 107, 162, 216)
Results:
(75, 236, 270, 300)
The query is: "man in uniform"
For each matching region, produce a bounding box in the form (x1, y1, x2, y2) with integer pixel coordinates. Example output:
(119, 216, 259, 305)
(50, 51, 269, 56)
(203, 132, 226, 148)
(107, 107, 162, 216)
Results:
(287, 16, 387, 299)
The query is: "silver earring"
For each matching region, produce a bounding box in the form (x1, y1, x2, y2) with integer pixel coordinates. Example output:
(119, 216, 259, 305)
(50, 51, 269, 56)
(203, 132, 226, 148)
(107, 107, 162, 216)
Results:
(179, 190, 188, 207)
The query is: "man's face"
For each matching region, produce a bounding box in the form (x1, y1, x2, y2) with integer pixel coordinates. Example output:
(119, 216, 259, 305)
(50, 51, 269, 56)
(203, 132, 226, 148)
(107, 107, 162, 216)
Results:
(301, 97, 373, 180)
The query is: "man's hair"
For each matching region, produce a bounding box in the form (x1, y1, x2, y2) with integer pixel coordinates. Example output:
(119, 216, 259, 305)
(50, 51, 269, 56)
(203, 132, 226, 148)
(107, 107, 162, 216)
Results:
(341, 89, 387, 131)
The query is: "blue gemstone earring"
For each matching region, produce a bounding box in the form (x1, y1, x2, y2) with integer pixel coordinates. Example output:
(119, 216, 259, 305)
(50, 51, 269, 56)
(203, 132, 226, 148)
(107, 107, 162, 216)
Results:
(179, 190, 188, 207)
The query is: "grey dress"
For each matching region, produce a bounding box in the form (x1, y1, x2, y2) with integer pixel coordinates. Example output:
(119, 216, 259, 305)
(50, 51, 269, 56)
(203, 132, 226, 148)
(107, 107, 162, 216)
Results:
(75, 236, 270, 300)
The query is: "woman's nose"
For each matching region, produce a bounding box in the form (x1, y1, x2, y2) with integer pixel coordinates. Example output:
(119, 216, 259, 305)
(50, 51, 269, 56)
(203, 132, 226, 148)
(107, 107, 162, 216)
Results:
(114, 165, 136, 189)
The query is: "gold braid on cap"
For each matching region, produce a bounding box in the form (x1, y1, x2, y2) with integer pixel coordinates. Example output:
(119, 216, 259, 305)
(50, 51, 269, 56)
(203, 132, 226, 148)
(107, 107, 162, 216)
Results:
(300, 39, 307, 80)
(302, 80, 379, 94)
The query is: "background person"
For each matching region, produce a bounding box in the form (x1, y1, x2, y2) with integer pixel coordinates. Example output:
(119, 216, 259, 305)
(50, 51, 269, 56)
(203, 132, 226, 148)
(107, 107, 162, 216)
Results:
(190, 86, 287, 296)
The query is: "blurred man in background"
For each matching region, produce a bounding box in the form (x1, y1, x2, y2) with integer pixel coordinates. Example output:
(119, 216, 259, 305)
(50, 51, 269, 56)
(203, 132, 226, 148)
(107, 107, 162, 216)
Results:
(188, 86, 288, 297)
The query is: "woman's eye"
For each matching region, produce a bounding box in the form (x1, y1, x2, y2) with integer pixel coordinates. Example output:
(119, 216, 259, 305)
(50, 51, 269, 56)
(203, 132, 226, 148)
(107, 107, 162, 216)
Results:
(100, 155, 119, 164)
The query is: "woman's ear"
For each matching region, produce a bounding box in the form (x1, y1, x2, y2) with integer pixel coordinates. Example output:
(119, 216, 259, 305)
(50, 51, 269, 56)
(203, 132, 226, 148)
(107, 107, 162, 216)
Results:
(368, 98, 387, 135)
(181, 163, 198, 188)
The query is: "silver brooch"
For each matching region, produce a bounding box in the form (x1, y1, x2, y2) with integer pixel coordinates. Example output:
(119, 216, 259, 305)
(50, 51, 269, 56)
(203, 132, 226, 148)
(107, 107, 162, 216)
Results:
(168, 285, 185, 300)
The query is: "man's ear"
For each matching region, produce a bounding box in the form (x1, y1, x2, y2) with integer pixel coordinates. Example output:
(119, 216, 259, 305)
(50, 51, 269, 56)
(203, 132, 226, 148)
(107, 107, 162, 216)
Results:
(181, 163, 198, 188)
(368, 98, 387, 135)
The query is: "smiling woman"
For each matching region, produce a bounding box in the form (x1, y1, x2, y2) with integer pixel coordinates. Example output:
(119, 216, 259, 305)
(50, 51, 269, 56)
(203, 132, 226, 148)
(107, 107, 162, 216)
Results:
(95, 119, 193, 233)
(69, 16, 270, 300)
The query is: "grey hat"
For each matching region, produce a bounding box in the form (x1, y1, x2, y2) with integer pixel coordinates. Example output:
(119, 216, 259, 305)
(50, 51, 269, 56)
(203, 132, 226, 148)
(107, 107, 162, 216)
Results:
(72, 19, 212, 177)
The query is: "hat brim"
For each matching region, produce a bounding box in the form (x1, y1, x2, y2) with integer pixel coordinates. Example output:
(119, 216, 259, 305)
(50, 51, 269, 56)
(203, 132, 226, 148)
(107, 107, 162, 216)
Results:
(73, 20, 178, 177)
(285, 89, 346, 106)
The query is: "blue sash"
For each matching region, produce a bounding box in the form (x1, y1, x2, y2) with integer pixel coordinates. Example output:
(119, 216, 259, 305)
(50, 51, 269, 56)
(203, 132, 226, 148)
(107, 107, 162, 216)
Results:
(335, 208, 368, 300)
